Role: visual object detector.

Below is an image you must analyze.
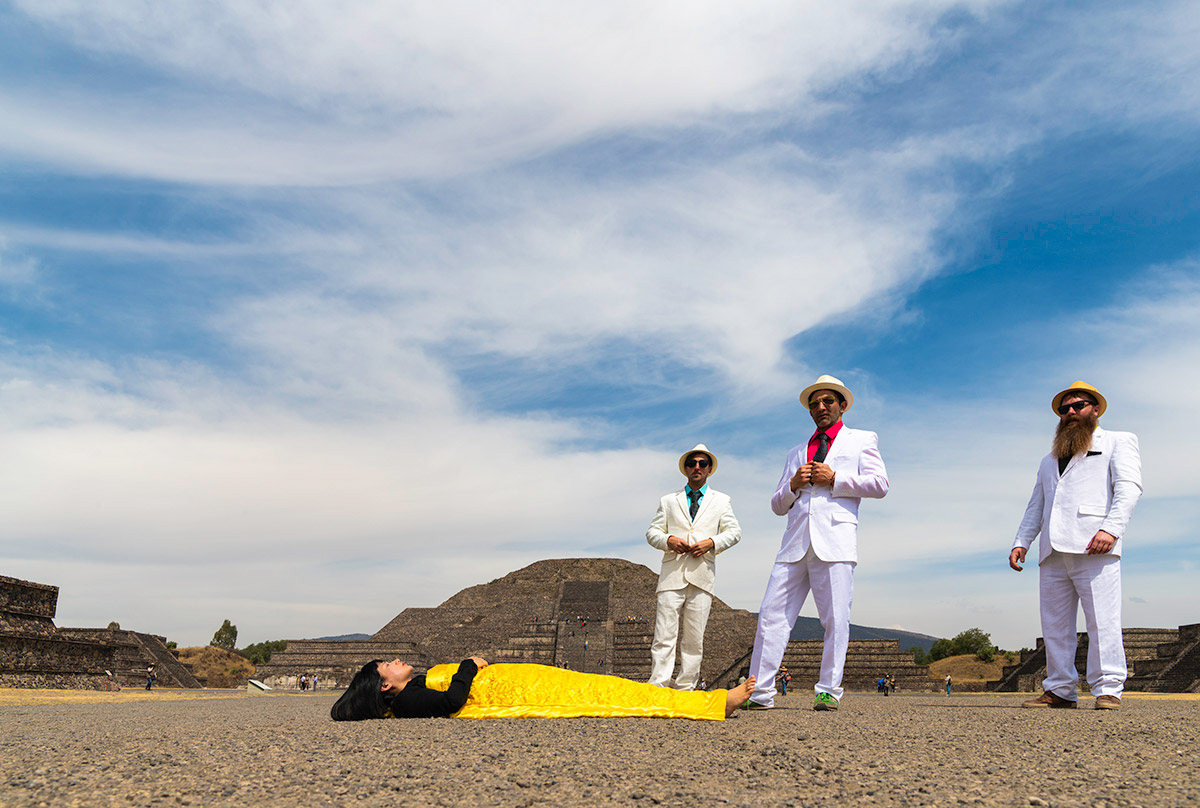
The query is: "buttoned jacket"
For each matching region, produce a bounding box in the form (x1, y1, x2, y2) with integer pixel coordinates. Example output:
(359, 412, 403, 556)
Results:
(646, 488, 741, 594)
(769, 426, 889, 564)
(1013, 427, 1142, 563)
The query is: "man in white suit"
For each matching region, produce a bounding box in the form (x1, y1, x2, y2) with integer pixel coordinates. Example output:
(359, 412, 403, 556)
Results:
(1009, 381, 1142, 710)
(747, 375, 889, 711)
(646, 444, 742, 690)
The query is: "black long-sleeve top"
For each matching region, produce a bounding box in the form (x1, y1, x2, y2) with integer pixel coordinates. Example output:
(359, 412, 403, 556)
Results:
(382, 659, 478, 718)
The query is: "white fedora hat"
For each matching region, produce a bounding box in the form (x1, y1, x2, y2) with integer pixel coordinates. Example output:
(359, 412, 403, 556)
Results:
(678, 444, 717, 476)
(798, 374, 854, 411)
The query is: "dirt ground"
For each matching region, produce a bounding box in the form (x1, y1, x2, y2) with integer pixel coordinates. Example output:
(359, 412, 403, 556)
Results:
(1, 687, 1197, 807)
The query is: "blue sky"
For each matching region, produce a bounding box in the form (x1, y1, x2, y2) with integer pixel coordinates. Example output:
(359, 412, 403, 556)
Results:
(1, 1, 1197, 651)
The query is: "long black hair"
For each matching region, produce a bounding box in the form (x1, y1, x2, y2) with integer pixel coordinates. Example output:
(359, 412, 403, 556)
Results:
(331, 660, 387, 721)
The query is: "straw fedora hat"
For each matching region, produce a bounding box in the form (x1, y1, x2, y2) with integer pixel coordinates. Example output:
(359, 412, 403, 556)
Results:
(678, 444, 717, 476)
(1052, 381, 1107, 416)
(798, 374, 854, 411)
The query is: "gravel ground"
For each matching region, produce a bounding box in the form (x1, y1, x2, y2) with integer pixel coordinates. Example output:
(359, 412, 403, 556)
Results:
(2, 689, 1197, 807)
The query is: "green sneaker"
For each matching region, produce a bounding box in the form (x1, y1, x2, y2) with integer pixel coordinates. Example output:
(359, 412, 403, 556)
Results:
(813, 692, 839, 711)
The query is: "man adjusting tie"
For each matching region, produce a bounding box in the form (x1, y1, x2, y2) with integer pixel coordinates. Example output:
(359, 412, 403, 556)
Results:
(746, 375, 889, 711)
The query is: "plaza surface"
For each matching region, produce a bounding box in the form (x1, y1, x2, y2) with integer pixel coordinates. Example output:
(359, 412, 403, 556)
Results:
(1, 689, 1197, 807)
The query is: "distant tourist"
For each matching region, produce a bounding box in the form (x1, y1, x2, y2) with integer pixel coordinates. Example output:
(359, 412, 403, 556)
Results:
(145, 664, 156, 691)
(747, 375, 890, 712)
(300, 674, 308, 691)
(945, 674, 952, 696)
(645, 444, 742, 692)
(331, 657, 756, 721)
(1009, 382, 1142, 711)
(312, 674, 319, 690)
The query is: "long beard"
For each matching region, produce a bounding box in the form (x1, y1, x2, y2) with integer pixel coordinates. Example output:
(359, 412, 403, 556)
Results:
(1053, 412, 1099, 459)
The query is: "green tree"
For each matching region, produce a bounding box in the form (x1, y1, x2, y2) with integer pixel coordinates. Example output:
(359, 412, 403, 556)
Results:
(927, 628, 996, 662)
(928, 637, 955, 662)
(107, 621, 121, 630)
(907, 645, 929, 665)
(949, 627, 992, 656)
(239, 639, 288, 665)
(211, 619, 238, 650)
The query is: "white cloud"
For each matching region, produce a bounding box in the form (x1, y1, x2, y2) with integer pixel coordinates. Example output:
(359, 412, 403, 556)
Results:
(2, 0, 1004, 183)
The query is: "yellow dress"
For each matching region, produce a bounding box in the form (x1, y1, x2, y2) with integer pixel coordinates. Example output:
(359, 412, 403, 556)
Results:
(422, 663, 727, 721)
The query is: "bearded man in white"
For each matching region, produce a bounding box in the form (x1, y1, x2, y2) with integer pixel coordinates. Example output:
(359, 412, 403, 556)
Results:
(645, 444, 741, 690)
(1010, 382, 1142, 710)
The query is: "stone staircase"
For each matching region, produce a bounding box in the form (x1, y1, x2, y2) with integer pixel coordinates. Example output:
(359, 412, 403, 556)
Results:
(989, 627, 1182, 692)
(780, 638, 932, 692)
(611, 619, 654, 682)
(1125, 624, 1200, 693)
(494, 620, 558, 664)
(59, 628, 201, 688)
(553, 580, 612, 674)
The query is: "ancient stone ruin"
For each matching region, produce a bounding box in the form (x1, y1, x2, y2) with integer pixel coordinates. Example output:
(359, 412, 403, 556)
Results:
(255, 557, 936, 691)
(0, 574, 200, 689)
(1, 574, 120, 689)
(990, 624, 1200, 693)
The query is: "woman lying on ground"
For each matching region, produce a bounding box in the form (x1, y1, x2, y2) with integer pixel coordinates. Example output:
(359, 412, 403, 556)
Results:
(330, 656, 756, 721)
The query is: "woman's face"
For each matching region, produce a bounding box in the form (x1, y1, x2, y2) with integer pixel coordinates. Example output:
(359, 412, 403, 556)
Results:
(377, 659, 415, 693)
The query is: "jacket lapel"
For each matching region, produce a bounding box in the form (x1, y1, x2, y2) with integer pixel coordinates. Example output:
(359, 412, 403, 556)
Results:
(823, 427, 852, 464)
(675, 491, 693, 526)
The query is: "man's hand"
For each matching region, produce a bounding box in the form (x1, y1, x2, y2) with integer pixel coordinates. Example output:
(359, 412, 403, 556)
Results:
(689, 538, 715, 557)
(789, 466, 808, 492)
(666, 535, 691, 554)
(1008, 547, 1026, 572)
(469, 656, 489, 669)
(809, 462, 835, 487)
(1086, 530, 1117, 555)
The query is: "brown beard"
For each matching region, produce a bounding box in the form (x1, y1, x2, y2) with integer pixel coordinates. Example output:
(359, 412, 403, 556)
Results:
(1053, 411, 1099, 459)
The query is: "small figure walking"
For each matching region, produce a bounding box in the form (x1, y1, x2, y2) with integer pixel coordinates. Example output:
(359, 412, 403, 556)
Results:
(945, 674, 952, 696)
(145, 664, 156, 691)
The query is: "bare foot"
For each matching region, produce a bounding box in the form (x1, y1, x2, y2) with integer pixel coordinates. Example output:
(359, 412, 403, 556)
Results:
(725, 676, 756, 717)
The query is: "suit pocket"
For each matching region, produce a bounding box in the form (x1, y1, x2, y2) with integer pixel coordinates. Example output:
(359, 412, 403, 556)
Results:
(831, 510, 858, 525)
(1078, 504, 1107, 517)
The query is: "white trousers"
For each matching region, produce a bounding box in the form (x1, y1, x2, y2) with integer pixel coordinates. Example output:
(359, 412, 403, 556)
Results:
(1039, 551, 1126, 699)
(748, 547, 854, 705)
(648, 584, 713, 690)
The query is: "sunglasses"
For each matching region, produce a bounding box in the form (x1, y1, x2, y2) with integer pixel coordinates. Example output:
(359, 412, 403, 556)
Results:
(1057, 400, 1094, 415)
(684, 458, 711, 469)
(808, 396, 841, 410)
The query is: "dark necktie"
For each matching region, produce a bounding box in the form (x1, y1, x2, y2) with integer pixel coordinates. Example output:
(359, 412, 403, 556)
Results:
(813, 432, 830, 463)
(688, 489, 701, 519)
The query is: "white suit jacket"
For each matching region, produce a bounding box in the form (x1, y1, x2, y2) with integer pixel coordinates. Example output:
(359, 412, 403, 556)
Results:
(1013, 427, 1142, 563)
(646, 488, 741, 594)
(770, 426, 889, 564)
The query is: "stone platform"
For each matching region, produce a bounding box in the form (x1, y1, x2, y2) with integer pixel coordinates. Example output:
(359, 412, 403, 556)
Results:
(0, 575, 118, 690)
(989, 626, 1198, 693)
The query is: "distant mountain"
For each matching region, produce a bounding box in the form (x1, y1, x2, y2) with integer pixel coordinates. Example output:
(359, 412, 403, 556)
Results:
(307, 633, 372, 642)
(789, 617, 938, 653)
